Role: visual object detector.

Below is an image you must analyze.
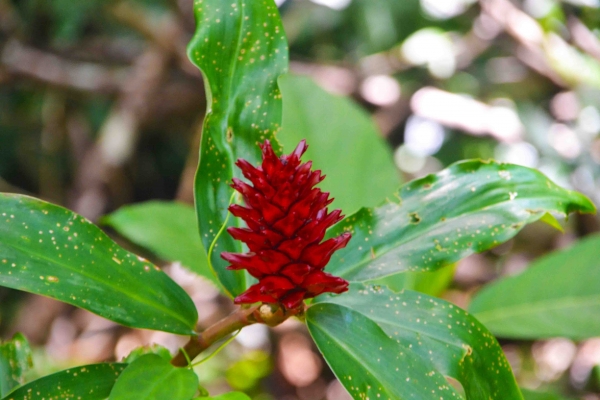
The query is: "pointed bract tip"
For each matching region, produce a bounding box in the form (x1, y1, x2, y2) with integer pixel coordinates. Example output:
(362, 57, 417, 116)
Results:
(291, 139, 308, 159)
(225, 139, 350, 309)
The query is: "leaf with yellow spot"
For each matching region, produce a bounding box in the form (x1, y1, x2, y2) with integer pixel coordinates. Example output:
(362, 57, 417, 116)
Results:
(1, 363, 127, 400)
(313, 284, 524, 399)
(326, 160, 595, 281)
(188, 0, 289, 297)
(0, 194, 198, 335)
(306, 301, 464, 400)
(0, 333, 31, 397)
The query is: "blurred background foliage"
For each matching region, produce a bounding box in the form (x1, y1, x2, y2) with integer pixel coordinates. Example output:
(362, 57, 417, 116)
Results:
(2, 0, 600, 399)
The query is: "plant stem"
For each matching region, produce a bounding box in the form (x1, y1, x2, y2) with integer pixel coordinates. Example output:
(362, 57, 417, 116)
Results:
(171, 303, 302, 367)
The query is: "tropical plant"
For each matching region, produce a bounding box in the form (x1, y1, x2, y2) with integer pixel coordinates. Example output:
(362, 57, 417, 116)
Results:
(0, 1, 596, 399)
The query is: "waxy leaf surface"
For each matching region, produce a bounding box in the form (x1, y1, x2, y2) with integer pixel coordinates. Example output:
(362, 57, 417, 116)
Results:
(0, 194, 198, 335)
(306, 302, 462, 400)
(188, 0, 288, 297)
(326, 160, 595, 281)
(316, 284, 523, 399)
(470, 233, 600, 339)
(103, 201, 219, 288)
(279, 74, 400, 214)
(0, 334, 31, 397)
(109, 354, 198, 400)
(1, 363, 126, 400)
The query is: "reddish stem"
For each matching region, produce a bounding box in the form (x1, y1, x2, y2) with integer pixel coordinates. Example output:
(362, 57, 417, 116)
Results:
(171, 303, 303, 367)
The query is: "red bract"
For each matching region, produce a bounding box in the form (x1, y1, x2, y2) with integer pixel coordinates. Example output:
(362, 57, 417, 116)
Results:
(221, 140, 351, 309)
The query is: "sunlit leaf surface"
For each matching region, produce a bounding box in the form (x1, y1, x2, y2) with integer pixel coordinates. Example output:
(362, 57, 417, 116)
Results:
(315, 284, 523, 399)
(188, 0, 288, 297)
(0, 334, 31, 397)
(0, 194, 198, 335)
(326, 160, 595, 281)
(307, 302, 463, 400)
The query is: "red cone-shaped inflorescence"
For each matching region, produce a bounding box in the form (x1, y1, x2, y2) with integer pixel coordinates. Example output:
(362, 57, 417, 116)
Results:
(221, 140, 351, 309)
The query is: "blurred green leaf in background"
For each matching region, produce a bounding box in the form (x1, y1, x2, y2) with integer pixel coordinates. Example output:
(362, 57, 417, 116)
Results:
(470, 233, 600, 340)
(279, 74, 400, 213)
(103, 201, 217, 288)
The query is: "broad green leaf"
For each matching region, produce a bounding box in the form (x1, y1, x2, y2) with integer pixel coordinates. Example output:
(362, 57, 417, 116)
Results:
(279, 74, 400, 214)
(470, 233, 600, 339)
(109, 354, 198, 400)
(316, 284, 523, 399)
(207, 393, 251, 400)
(306, 302, 462, 400)
(102, 201, 219, 288)
(188, 0, 288, 297)
(2, 363, 126, 400)
(0, 194, 198, 335)
(326, 160, 595, 281)
(0, 334, 31, 397)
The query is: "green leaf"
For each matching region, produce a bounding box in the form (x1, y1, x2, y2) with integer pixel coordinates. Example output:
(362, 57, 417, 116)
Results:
(306, 302, 462, 400)
(122, 344, 172, 363)
(0, 333, 31, 397)
(206, 393, 251, 400)
(188, 0, 288, 297)
(278, 74, 400, 214)
(325, 160, 595, 281)
(521, 388, 573, 400)
(0, 194, 198, 335)
(316, 284, 523, 399)
(470, 233, 600, 339)
(2, 363, 127, 400)
(109, 354, 198, 400)
(102, 201, 219, 288)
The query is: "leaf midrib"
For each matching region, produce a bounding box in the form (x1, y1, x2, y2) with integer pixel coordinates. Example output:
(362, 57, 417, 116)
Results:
(307, 315, 396, 399)
(318, 299, 467, 360)
(338, 183, 575, 279)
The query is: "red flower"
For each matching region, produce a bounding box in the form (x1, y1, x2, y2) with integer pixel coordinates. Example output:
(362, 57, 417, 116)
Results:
(221, 140, 351, 309)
